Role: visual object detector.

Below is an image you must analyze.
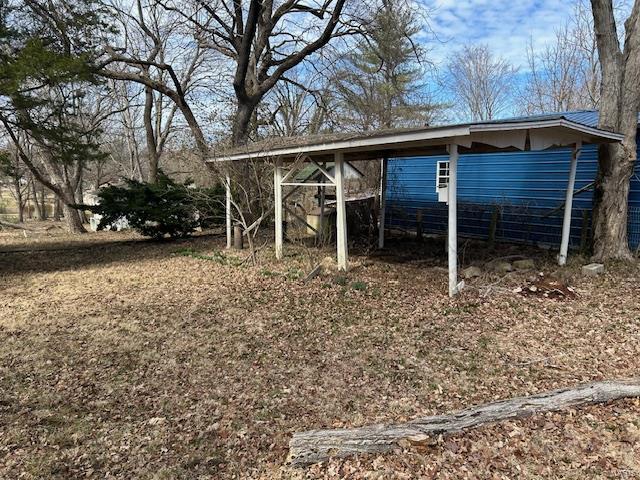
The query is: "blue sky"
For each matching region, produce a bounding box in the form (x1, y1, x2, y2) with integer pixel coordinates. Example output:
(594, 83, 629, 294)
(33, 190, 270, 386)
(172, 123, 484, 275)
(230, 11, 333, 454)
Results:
(424, 0, 577, 69)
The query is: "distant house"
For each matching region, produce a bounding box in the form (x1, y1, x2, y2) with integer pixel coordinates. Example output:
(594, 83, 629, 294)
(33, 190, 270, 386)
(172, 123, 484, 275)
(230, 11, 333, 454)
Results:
(386, 110, 640, 251)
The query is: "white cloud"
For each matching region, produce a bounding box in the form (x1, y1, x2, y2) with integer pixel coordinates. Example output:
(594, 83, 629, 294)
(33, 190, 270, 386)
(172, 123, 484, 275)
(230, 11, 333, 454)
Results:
(422, 0, 576, 69)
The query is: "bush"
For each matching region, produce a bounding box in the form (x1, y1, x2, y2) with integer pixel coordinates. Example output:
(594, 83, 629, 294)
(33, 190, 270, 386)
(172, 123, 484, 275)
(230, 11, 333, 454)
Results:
(88, 174, 224, 239)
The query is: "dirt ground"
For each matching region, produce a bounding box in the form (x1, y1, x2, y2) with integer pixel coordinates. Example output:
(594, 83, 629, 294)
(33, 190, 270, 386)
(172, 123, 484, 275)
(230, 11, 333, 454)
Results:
(1, 224, 639, 479)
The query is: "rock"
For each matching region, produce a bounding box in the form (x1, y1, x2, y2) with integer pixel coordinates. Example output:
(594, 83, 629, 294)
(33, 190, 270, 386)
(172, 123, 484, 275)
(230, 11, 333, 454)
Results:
(582, 263, 605, 276)
(462, 266, 482, 279)
(513, 258, 535, 270)
(488, 260, 514, 274)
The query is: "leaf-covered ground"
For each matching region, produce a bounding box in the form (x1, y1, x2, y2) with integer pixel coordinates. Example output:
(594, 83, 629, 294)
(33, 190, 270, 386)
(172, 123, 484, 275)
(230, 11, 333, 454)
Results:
(1, 226, 639, 479)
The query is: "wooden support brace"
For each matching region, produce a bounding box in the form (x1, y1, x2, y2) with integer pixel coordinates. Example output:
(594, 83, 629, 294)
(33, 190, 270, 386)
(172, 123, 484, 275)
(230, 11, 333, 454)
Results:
(334, 152, 348, 271)
(559, 141, 581, 266)
(309, 158, 336, 185)
(281, 154, 309, 184)
(447, 144, 461, 296)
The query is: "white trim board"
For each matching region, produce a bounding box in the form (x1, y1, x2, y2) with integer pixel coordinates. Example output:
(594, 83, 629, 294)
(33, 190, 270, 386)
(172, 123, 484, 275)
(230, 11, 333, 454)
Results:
(208, 119, 623, 163)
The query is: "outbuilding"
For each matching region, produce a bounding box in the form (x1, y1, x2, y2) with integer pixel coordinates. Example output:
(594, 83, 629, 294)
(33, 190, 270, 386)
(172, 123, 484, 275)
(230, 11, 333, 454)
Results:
(385, 111, 640, 251)
(211, 113, 623, 296)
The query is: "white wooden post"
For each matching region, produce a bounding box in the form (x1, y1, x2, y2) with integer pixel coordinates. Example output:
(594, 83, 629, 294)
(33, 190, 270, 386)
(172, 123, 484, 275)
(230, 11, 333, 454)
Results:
(274, 158, 284, 260)
(448, 144, 461, 297)
(559, 141, 581, 266)
(335, 152, 348, 271)
(225, 173, 232, 249)
(378, 156, 388, 249)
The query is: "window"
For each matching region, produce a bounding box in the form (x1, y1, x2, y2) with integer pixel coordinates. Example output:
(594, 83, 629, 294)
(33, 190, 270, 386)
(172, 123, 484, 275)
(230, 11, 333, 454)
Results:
(437, 161, 450, 188)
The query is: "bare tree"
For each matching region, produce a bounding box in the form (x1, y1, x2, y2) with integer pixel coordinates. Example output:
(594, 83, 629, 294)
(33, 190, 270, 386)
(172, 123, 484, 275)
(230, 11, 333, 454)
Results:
(520, 2, 601, 114)
(0, 143, 29, 223)
(590, 0, 640, 261)
(102, 79, 147, 183)
(159, 0, 360, 146)
(445, 44, 517, 121)
(101, 0, 211, 175)
(260, 70, 332, 136)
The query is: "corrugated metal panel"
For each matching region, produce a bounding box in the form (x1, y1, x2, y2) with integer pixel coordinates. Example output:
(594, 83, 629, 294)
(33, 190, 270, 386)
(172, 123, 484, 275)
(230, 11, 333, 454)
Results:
(564, 111, 599, 127)
(478, 110, 640, 129)
(479, 110, 597, 127)
(386, 143, 640, 250)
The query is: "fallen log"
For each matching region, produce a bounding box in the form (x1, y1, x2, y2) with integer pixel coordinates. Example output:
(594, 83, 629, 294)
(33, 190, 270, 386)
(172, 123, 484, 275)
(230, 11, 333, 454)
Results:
(0, 220, 39, 231)
(288, 379, 640, 467)
(0, 220, 63, 232)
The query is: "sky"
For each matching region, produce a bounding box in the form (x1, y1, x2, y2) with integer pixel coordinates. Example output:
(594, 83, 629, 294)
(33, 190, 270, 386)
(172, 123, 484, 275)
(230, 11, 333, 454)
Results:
(424, 0, 577, 69)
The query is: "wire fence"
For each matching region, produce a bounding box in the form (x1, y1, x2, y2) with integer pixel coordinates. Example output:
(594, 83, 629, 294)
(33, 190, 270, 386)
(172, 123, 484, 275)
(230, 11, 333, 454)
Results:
(628, 206, 640, 251)
(387, 200, 591, 250)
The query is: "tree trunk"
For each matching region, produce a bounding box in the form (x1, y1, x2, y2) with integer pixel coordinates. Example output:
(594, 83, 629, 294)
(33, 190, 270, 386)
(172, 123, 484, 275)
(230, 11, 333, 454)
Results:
(75, 177, 88, 224)
(53, 197, 61, 221)
(60, 183, 86, 233)
(144, 85, 160, 183)
(38, 184, 46, 220)
(17, 201, 24, 223)
(62, 202, 86, 233)
(169, 93, 209, 160)
(288, 378, 640, 467)
(592, 142, 635, 260)
(13, 176, 24, 223)
(591, 0, 640, 261)
(31, 179, 43, 221)
(232, 101, 256, 147)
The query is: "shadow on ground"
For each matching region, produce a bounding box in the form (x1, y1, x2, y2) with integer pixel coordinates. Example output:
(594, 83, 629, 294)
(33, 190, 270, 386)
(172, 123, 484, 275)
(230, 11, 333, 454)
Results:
(0, 233, 224, 276)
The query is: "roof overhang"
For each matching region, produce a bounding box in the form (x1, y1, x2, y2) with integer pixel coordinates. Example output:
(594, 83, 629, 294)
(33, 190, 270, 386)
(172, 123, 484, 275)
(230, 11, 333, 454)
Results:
(209, 118, 623, 163)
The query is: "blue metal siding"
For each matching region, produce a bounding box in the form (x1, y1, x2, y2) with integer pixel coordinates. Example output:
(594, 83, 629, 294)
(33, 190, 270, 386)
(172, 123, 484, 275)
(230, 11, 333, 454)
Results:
(387, 143, 640, 250)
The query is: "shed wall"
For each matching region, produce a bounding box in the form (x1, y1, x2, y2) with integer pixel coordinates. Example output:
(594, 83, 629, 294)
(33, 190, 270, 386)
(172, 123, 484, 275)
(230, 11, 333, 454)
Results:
(386, 143, 640, 249)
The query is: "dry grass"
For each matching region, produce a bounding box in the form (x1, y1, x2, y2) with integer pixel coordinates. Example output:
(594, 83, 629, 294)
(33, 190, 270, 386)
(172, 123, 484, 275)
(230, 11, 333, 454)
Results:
(0, 226, 639, 479)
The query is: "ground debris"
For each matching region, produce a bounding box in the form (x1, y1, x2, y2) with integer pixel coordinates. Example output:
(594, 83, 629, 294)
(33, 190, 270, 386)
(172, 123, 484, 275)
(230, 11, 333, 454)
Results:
(515, 275, 578, 300)
(1, 227, 639, 479)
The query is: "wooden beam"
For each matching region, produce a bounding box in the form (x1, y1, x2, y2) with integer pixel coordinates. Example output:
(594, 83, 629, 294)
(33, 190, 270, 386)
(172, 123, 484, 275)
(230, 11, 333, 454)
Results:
(274, 158, 284, 260)
(334, 152, 348, 271)
(281, 182, 334, 187)
(309, 158, 336, 184)
(225, 174, 232, 249)
(281, 154, 308, 184)
(448, 144, 462, 297)
(378, 157, 388, 249)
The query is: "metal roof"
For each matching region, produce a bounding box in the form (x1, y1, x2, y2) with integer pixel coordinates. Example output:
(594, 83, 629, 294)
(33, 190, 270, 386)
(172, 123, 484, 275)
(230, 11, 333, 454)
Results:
(210, 112, 625, 163)
(494, 110, 640, 128)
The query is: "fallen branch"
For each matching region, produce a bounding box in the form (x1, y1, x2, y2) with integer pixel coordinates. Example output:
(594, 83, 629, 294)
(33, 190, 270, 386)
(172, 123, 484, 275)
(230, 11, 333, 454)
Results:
(303, 264, 322, 283)
(238, 240, 269, 266)
(0, 220, 64, 232)
(288, 378, 640, 467)
(0, 220, 39, 231)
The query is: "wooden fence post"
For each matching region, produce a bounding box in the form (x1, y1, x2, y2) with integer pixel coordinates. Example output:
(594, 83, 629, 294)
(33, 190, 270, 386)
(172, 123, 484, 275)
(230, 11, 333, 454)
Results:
(233, 225, 243, 250)
(580, 209, 590, 255)
(488, 206, 499, 248)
